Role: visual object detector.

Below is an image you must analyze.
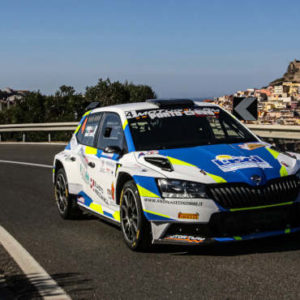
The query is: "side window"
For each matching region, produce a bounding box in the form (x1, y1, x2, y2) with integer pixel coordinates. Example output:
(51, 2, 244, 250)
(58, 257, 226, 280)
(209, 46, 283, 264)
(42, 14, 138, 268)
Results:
(97, 113, 125, 150)
(77, 113, 102, 146)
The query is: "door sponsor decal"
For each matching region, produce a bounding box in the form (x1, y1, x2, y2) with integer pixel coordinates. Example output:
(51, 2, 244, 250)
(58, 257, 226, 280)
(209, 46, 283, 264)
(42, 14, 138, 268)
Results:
(80, 164, 89, 184)
(90, 178, 108, 204)
(107, 183, 115, 201)
(99, 159, 115, 175)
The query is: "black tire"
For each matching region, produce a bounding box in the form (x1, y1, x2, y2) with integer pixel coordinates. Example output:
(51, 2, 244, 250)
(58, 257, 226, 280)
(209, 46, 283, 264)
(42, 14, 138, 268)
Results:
(54, 168, 82, 219)
(120, 180, 152, 251)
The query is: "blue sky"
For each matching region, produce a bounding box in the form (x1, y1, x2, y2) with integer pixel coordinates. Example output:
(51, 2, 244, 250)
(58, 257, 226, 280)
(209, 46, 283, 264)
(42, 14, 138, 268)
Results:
(1, 0, 300, 97)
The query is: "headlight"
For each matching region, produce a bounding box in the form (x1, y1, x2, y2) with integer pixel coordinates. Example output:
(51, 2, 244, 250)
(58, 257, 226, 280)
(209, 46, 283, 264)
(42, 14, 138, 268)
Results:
(157, 179, 207, 198)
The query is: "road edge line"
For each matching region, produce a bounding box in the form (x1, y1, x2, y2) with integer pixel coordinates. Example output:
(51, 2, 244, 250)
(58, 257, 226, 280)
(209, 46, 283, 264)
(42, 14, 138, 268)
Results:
(0, 159, 52, 169)
(0, 226, 71, 300)
(0, 142, 67, 145)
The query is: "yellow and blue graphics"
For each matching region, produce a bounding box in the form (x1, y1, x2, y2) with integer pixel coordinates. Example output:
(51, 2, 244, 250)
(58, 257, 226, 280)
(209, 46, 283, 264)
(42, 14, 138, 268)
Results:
(157, 142, 292, 186)
(77, 191, 120, 222)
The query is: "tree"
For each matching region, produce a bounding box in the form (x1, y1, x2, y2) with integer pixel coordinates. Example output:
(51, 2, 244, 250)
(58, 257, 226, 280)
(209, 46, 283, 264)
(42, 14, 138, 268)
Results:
(85, 78, 156, 106)
(12, 91, 46, 123)
(124, 82, 156, 102)
(0, 79, 157, 125)
(46, 86, 86, 121)
(55, 85, 75, 97)
(85, 78, 129, 107)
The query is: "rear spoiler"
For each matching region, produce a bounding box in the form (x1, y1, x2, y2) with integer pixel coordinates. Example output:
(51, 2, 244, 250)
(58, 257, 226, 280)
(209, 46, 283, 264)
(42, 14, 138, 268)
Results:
(85, 102, 101, 111)
(146, 98, 195, 108)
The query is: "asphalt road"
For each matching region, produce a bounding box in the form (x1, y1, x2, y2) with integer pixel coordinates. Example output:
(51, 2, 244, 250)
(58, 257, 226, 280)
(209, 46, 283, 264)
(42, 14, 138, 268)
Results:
(1, 144, 300, 299)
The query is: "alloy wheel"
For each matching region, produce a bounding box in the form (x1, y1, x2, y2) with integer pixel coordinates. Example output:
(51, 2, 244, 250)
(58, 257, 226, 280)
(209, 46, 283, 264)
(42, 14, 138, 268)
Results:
(55, 173, 68, 214)
(121, 188, 139, 243)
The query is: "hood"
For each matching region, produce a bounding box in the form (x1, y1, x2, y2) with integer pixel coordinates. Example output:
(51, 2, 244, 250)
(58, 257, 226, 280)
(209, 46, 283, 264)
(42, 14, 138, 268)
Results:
(136, 142, 300, 186)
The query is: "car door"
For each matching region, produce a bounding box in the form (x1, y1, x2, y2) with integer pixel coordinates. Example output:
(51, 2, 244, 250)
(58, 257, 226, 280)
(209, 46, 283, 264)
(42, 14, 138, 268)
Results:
(93, 112, 127, 208)
(76, 112, 103, 201)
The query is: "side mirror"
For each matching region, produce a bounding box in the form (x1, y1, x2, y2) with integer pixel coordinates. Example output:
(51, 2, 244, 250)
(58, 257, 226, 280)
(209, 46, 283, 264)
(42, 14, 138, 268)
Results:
(104, 146, 122, 155)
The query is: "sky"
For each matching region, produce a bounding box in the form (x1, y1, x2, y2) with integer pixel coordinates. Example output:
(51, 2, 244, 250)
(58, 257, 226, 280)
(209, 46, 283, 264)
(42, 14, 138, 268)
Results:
(1, 0, 300, 98)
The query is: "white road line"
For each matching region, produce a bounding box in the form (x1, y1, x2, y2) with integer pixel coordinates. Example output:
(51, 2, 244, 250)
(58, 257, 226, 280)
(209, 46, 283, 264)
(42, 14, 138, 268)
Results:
(0, 159, 52, 169)
(0, 226, 71, 300)
(0, 142, 67, 145)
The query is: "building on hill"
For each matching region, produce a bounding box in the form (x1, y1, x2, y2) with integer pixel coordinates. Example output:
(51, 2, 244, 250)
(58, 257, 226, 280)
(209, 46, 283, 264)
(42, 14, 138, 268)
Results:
(215, 59, 300, 125)
(0, 88, 29, 111)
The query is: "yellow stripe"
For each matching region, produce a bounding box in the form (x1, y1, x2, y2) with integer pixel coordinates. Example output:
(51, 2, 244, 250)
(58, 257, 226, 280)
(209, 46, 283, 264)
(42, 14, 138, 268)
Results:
(230, 201, 293, 212)
(206, 172, 227, 183)
(280, 165, 288, 177)
(83, 110, 91, 117)
(266, 147, 289, 177)
(143, 209, 171, 219)
(89, 203, 103, 214)
(113, 211, 120, 222)
(89, 202, 120, 222)
(167, 156, 226, 183)
(167, 157, 195, 167)
(85, 146, 97, 155)
(74, 124, 81, 134)
(137, 184, 160, 198)
(122, 119, 128, 130)
(266, 147, 280, 159)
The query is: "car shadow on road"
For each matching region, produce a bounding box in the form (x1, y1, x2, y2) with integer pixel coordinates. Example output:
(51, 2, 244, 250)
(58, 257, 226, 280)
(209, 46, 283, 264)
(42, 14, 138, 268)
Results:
(146, 232, 300, 256)
(3, 272, 93, 299)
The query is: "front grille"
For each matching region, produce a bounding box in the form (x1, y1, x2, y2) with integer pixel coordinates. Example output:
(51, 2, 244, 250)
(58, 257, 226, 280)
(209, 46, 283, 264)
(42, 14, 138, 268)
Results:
(207, 175, 300, 209)
(210, 204, 300, 236)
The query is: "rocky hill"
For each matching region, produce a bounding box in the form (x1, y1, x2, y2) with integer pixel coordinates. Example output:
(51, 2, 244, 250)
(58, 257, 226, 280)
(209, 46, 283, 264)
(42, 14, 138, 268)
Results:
(270, 59, 300, 86)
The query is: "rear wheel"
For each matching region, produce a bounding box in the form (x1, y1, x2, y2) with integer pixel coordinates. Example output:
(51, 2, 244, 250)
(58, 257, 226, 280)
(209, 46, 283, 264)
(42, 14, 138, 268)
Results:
(55, 168, 82, 219)
(120, 180, 152, 251)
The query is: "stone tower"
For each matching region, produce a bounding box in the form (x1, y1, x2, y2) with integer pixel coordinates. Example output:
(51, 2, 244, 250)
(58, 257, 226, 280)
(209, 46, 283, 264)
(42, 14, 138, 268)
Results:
(283, 59, 300, 82)
(270, 59, 300, 86)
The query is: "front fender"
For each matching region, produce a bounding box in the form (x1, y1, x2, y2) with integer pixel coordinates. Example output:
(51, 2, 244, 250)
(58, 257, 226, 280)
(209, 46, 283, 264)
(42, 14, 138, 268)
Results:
(53, 151, 83, 195)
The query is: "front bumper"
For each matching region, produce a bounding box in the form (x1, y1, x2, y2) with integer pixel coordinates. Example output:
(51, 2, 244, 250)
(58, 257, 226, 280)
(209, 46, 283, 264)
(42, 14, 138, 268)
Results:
(151, 202, 300, 245)
(154, 227, 300, 245)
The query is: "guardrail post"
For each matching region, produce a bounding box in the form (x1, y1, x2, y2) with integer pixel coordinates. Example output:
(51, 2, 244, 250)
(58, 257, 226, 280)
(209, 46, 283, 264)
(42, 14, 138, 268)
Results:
(48, 133, 51, 143)
(22, 133, 26, 142)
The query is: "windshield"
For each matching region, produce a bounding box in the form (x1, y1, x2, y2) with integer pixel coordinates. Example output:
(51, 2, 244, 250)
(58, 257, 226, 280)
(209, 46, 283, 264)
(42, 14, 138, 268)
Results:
(125, 106, 257, 151)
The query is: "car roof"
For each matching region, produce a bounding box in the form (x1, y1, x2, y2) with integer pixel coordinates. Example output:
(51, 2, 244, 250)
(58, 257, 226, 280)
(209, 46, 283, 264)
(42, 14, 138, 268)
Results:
(89, 99, 219, 115)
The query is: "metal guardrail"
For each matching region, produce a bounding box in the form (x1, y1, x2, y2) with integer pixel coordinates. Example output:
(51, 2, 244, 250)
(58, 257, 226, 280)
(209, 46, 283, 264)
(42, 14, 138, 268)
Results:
(0, 122, 299, 142)
(247, 124, 300, 140)
(0, 122, 77, 142)
(0, 122, 77, 132)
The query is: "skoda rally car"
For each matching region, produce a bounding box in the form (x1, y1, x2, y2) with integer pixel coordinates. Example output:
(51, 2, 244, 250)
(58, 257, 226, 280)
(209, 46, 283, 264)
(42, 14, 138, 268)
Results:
(53, 99, 300, 250)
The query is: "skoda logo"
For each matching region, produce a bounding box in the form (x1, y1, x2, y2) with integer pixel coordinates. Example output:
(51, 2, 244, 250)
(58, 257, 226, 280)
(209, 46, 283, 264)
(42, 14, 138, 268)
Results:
(251, 175, 262, 186)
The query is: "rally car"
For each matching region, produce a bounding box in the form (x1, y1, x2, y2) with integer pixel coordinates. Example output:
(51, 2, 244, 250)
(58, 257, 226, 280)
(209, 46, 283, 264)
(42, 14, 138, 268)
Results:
(53, 99, 300, 251)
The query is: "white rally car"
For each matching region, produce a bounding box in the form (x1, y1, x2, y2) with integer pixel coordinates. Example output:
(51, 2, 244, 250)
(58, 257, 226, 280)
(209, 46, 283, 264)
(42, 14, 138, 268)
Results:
(53, 99, 300, 250)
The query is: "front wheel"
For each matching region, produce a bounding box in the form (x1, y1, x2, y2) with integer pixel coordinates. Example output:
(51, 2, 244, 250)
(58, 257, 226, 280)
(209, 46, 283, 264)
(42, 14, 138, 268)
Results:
(55, 168, 82, 219)
(120, 180, 152, 251)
